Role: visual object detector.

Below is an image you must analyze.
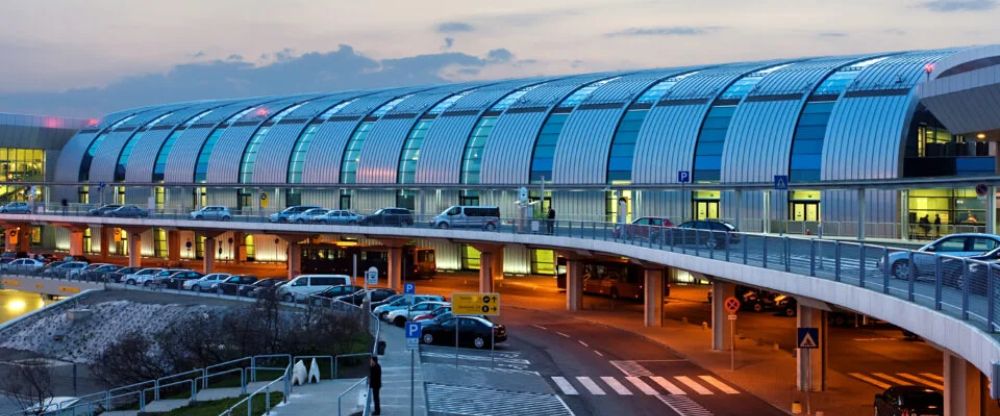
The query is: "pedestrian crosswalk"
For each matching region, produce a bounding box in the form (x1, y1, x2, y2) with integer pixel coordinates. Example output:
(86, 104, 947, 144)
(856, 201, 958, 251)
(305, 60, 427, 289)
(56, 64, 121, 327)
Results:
(849, 372, 944, 390)
(549, 374, 740, 396)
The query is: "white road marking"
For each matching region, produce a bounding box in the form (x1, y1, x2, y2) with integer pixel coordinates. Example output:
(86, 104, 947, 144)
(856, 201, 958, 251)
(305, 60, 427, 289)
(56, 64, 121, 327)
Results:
(849, 372, 892, 389)
(576, 377, 606, 395)
(578, 340, 589, 348)
(675, 376, 713, 395)
(556, 331, 571, 338)
(600, 376, 633, 395)
(593, 350, 604, 357)
(609, 360, 653, 376)
(625, 377, 658, 395)
(650, 376, 686, 395)
(697, 375, 739, 394)
(533, 324, 548, 330)
(551, 376, 579, 395)
(873, 372, 913, 386)
(656, 395, 714, 416)
(898, 373, 944, 390)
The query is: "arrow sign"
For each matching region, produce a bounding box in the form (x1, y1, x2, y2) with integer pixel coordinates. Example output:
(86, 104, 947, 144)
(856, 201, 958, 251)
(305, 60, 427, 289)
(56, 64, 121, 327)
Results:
(797, 327, 819, 349)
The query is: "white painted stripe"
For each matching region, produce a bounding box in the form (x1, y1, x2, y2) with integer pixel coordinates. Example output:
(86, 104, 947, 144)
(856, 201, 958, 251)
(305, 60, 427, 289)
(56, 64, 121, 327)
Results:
(698, 375, 739, 394)
(576, 376, 606, 395)
(553, 394, 577, 416)
(533, 324, 548, 330)
(656, 395, 714, 416)
(898, 373, 944, 390)
(921, 372, 944, 382)
(578, 340, 589, 348)
(551, 376, 579, 395)
(849, 372, 892, 389)
(625, 377, 658, 395)
(872, 372, 913, 386)
(601, 376, 633, 395)
(610, 360, 653, 376)
(556, 331, 571, 338)
(650, 376, 686, 395)
(674, 376, 713, 395)
(594, 350, 604, 357)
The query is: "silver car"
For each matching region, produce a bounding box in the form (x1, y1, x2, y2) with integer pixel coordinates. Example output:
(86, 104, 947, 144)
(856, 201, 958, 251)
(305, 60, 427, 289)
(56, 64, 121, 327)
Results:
(185, 272, 232, 291)
(190, 206, 232, 220)
(289, 208, 329, 224)
(883, 233, 1000, 279)
(319, 209, 362, 225)
(432, 205, 501, 230)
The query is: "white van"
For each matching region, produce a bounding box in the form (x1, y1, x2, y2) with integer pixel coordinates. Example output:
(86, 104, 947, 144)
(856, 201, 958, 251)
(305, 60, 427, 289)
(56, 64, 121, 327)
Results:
(432, 205, 501, 230)
(277, 274, 351, 302)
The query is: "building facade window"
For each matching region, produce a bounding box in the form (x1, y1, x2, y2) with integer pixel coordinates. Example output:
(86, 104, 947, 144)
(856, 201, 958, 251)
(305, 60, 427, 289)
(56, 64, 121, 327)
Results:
(239, 103, 305, 184)
(0, 148, 45, 203)
(152, 109, 214, 182)
(194, 107, 257, 183)
(115, 112, 172, 182)
(460, 83, 544, 186)
(79, 115, 136, 182)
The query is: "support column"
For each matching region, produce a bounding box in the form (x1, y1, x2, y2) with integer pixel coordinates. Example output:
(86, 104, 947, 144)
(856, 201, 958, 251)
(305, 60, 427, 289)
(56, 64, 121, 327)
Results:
(492, 248, 504, 288)
(126, 229, 143, 268)
(796, 304, 827, 392)
(944, 353, 982, 416)
(711, 280, 735, 351)
(68, 228, 85, 257)
(287, 242, 301, 280)
(987, 186, 997, 235)
(479, 250, 495, 293)
(387, 245, 402, 291)
(203, 238, 216, 274)
(858, 188, 866, 240)
(99, 227, 111, 259)
(643, 267, 664, 327)
(17, 227, 30, 254)
(167, 230, 181, 263)
(566, 259, 583, 311)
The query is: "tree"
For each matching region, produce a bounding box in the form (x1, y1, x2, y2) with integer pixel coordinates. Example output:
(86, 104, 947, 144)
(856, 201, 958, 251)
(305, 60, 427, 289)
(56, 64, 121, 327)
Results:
(1, 360, 54, 416)
(89, 332, 169, 387)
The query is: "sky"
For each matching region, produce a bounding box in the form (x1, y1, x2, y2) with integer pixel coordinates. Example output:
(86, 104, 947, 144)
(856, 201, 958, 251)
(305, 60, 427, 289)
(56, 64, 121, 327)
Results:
(0, 0, 997, 117)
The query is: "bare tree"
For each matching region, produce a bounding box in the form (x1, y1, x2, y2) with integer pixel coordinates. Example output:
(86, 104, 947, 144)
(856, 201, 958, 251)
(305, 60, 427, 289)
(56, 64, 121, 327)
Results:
(1, 360, 54, 415)
(89, 332, 169, 387)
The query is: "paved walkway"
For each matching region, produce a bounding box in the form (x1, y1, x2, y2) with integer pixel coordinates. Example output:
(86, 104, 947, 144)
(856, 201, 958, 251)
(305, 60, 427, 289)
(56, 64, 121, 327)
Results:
(268, 379, 364, 416)
(376, 325, 428, 416)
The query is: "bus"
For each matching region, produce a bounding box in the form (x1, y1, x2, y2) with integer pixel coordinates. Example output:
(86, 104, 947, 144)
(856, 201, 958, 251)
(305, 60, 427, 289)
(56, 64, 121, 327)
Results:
(300, 244, 436, 280)
(556, 257, 669, 300)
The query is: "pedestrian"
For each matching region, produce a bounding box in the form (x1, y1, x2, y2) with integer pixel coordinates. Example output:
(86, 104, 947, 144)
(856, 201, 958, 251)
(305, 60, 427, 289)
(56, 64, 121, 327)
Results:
(369, 356, 382, 415)
(966, 211, 978, 225)
(919, 215, 931, 238)
(933, 214, 941, 236)
(547, 206, 555, 234)
(60, 198, 68, 215)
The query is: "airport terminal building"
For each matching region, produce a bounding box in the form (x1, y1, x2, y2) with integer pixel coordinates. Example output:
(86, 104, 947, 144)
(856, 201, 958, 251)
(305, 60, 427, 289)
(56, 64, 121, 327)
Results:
(20, 45, 1000, 274)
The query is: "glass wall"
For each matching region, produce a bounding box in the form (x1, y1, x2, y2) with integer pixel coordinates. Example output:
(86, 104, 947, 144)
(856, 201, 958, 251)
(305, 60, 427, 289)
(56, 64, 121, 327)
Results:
(908, 188, 985, 238)
(531, 249, 555, 275)
(0, 148, 45, 203)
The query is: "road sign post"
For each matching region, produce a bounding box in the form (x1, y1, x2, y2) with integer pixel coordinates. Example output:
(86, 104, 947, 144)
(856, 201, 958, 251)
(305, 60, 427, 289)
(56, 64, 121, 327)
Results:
(724, 296, 740, 371)
(797, 327, 819, 415)
(405, 322, 420, 416)
(452, 292, 501, 367)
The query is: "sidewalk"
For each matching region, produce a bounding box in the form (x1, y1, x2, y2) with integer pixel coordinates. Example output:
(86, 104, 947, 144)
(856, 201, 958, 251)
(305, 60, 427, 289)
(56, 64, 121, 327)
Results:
(527, 305, 878, 415)
(377, 325, 428, 416)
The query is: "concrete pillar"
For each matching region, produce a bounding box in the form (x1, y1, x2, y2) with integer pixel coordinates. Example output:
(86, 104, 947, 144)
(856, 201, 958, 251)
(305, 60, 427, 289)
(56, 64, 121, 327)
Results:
(643, 268, 664, 327)
(234, 232, 248, 262)
(167, 230, 181, 263)
(858, 188, 866, 240)
(796, 304, 827, 392)
(287, 242, 301, 280)
(492, 248, 504, 287)
(711, 280, 735, 351)
(987, 186, 997, 235)
(387, 245, 402, 292)
(127, 230, 142, 268)
(99, 227, 111, 258)
(566, 259, 583, 311)
(479, 250, 495, 293)
(68, 228, 85, 256)
(203, 238, 215, 274)
(944, 353, 984, 416)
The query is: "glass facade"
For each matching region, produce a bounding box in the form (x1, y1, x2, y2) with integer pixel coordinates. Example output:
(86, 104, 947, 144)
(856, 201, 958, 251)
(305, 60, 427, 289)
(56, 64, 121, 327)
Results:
(152, 109, 213, 182)
(459, 83, 543, 185)
(398, 90, 473, 184)
(340, 96, 412, 184)
(908, 188, 984, 238)
(239, 103, 305, 184)
(530, 78, 617, 183)
(0, 148, 45, 203)
(79, 115, 135, 182)
(194, 107, 257, 183)
(115, 112, 172, 182)
(287, 99, 355, 185)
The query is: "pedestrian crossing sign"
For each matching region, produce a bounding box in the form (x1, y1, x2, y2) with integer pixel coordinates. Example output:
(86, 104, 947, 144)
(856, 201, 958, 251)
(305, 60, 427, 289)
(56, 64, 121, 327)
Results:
(797, 327, 819, 349)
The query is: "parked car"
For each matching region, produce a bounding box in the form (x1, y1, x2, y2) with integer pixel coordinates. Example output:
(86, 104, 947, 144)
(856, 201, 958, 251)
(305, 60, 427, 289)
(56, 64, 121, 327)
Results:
(0, 251, 26, 263)
(413, 305, 452, 323)
(164, 270, 204, 289)
(269, 205, 321, 223)
(873, 386, 942, 415)
(143, 268, 189, 286)
(190, 206, 232, 220)
(359, 208, 414, 226)
(289, 208, 329, 224)
(121, 267, 166, 285)
(386, 300, 450, 327)
(420, 316, 507, 349)
(881, 233, 1000, 280)
(371, 294, 404, 310)
(276, 274, 351, 303)
(309, 284, 365, 306)
(373, 295, 446, 320)
(62, 255, 89, 263)
(319, 210, 363, 225)
(105, 205, 149, 218)
(667, 220, 740, 248)
(78, 263, 121, 281)
(46, 261, 87, 278)
(38, 261, 65, 276)
(4, 258, 45, 273)
(184, 273, 232, 291)
(213, 274, 258, 295)
(338, 288, 398, 306)
(87, 204, 122, 216)
(0, 202, 31, 214)
(241, 278, 286, 297)
(432, 205, 500, 230)
(773, 294, 797, 317)
(107, 266, 142, 283)
(613, 216, 674, 241)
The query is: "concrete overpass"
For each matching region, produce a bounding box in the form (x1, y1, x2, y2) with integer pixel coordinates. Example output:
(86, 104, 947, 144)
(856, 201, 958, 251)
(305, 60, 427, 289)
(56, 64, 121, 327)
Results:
(2, 210, 998, 414)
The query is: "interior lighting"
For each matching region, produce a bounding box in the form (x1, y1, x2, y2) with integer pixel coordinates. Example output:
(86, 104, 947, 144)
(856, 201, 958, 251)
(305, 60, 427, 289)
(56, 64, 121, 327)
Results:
(977, 133, 987, 140)
(5, 298, 26, 313)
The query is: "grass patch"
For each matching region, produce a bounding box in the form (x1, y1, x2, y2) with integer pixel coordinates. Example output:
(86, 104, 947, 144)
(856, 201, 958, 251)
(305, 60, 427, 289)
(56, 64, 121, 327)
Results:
(159, 392, 285, 416)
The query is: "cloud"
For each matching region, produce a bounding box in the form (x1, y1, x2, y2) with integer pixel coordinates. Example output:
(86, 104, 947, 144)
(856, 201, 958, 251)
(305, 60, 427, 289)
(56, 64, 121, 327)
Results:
(0, 45, 509, 117)
(919, 0, 996, 11)
(605, 26, 724, 37)
(817, 32, 848, 38)
(884, 28, 907, 36)
(436, 21, 474, 33)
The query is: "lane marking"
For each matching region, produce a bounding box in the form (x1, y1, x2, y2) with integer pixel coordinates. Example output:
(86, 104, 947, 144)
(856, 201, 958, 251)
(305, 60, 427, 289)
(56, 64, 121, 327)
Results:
(872, 372, 913, 386)
(898, 373, 944, 390)
(600, 376, 633, 395)
(532, 324, 548, 330)
(921, 373, 944, 382)
(551, 376, 579, 395)
(594, 350, 604, 357)
(656, 395, 714, 416)
(625, 377, 658, 395)
(849, 372, 892, 389)
(553, 394, 577, 416)
(578, 340, 589, 348)
(556, 331, 571, 338)
(609, 360, 653, 377)
(650, 376, 686, 395)
(698, 375, 739, 395)
(674, 376, 713, 395)
(576, 377, 606, 395)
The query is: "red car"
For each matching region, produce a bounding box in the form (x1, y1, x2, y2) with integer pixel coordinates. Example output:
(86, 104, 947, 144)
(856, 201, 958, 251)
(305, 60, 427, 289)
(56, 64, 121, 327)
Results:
(614, 217, 674, 241)
(414, 305, 452, 322)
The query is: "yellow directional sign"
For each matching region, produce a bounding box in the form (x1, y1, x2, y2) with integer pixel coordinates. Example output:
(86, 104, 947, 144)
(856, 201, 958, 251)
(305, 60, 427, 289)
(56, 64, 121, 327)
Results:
(452, 292, 500, 316)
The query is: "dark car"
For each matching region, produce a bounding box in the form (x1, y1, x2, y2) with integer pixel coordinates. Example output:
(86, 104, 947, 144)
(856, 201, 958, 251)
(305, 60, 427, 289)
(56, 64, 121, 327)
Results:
(668, 220, 740, 249)
(371, 294, 405, 310)
(146, 268, 191, 287)
(338, 288, 398, 307)
(420, 316, 506, 349)
(108, 266, 142, 283)
(613, 216, 674, 241)
(240, 278, 285, 297)
(0, 251, 28, 264)
(773, 294, 797, 317)
(78, 264, 120, 281)
(873, 386, 942, 415)
(359, 208, 414, 226)
(310, 284, 365, 306)
(165, 270, 204, 290)
(214, 275, 258, 295)
(87, 204, 122, 216)
(38, 261, 65, 276)
(62, 255, 89, 263)
(105, 205, 149, 218)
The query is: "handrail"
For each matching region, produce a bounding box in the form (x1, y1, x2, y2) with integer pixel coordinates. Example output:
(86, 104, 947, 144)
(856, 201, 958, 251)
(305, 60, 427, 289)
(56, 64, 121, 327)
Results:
(218, 362, 292, 416)
(337, 377, 370, 416)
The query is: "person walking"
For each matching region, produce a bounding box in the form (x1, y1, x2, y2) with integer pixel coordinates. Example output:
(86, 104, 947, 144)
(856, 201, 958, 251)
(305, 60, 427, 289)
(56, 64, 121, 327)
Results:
(933, 214, 942, 236)
(369, 356, 382, 415)
(547, 207, 555, 234)
(919, 214, 931, 238)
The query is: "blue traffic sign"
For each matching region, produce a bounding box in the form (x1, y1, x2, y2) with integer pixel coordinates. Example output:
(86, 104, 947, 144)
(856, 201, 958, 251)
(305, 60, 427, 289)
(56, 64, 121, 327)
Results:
(404, 282, 415, 295)
(677, 170, 691, 183)
(405, 322, 421, 339)
(773, 175, 789, 190)
(797, 327, 819, 349)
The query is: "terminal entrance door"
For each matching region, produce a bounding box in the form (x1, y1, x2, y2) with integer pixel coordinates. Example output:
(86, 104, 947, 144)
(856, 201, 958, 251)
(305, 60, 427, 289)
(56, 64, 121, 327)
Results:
(694, 200, 719, 220)
(790, 201, 820, 222)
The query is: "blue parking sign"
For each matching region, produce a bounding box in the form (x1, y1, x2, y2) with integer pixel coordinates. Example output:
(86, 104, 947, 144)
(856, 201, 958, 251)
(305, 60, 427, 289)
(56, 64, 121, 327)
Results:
(677, 170, 690, 183)
(406, 322, 421, 339)
(404, 283, 415, 295)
